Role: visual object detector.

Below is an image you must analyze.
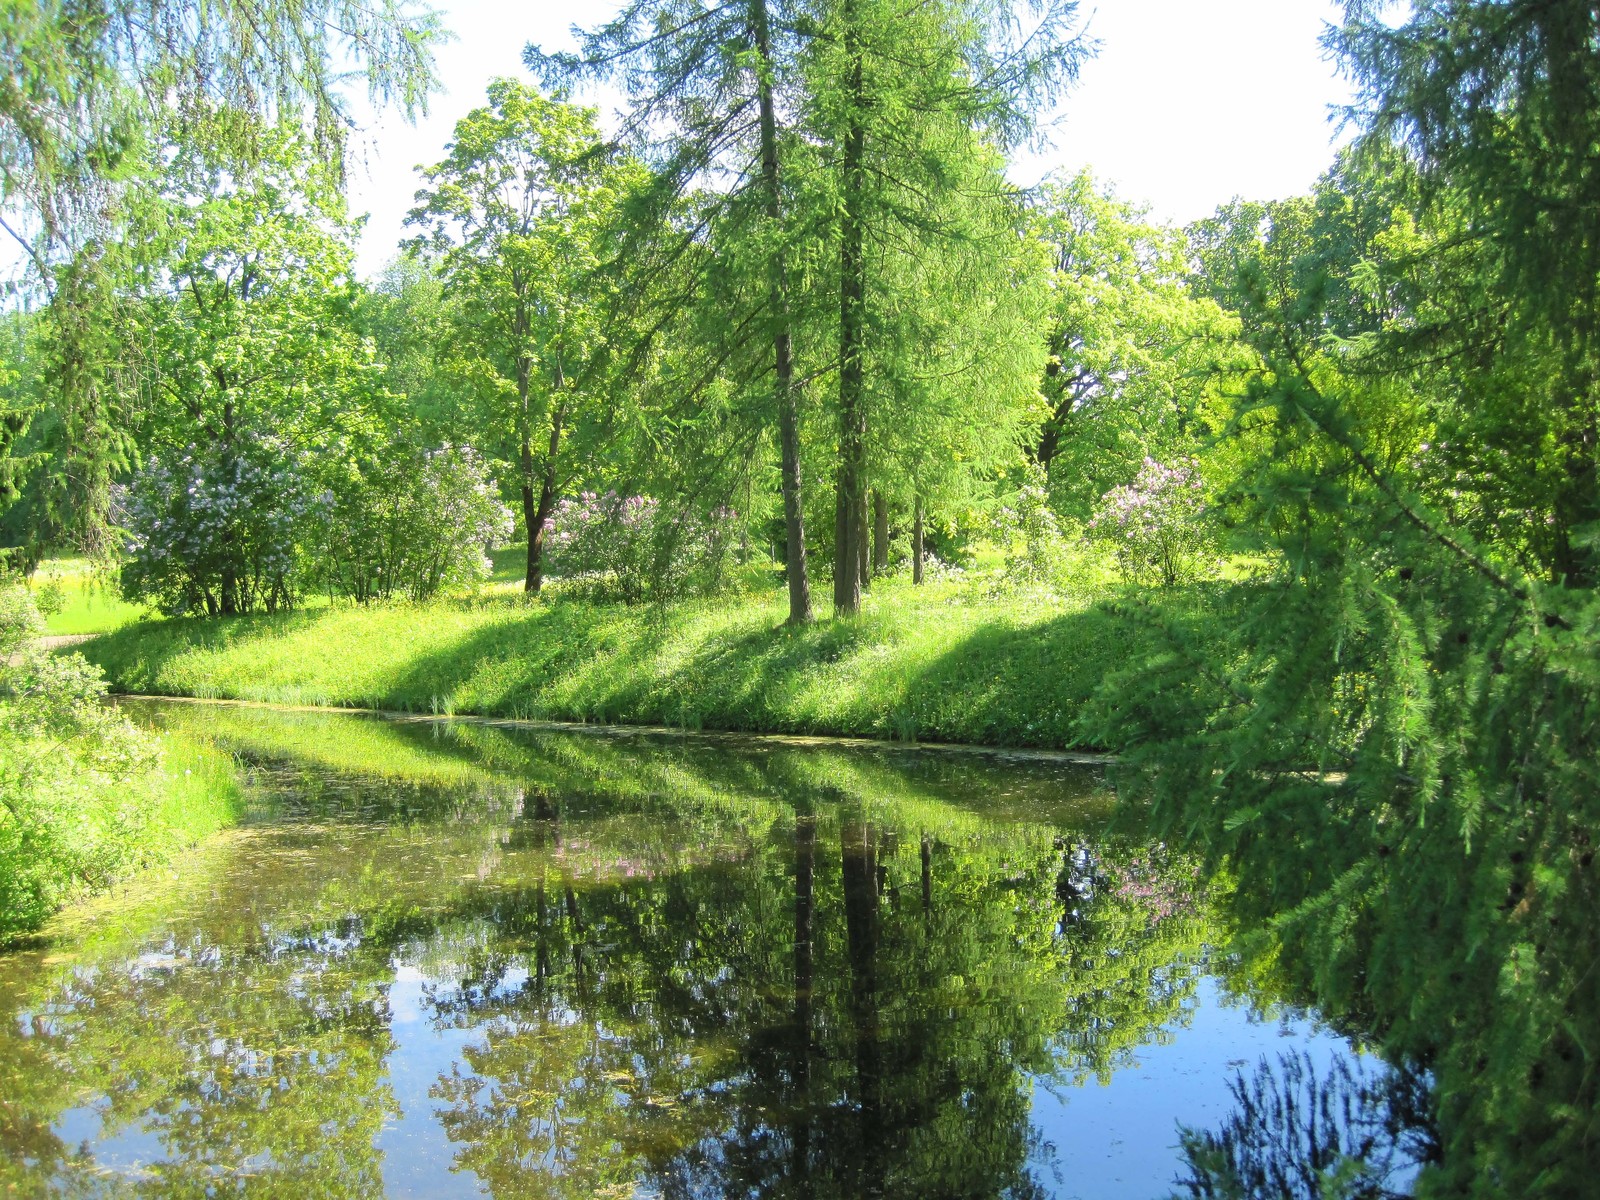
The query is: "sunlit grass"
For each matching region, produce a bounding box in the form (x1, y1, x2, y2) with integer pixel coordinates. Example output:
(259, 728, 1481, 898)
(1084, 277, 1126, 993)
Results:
(30, 558, 151, 636)
(80, 571, 1230, 751)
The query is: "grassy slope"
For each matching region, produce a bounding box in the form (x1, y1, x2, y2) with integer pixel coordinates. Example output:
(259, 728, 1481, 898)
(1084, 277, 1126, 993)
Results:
(80, 577, 1214, 750)
(1, 729, 243, 943)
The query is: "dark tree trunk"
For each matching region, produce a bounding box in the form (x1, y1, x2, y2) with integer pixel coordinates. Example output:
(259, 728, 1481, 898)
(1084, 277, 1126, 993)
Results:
(790, 804, 816, 1180)
(832, 6, 867, 617)
(524, 402, 565, 593)
(752, 0, 813, 623)
(871, 489, 888, 575)
(912, 495, 925, 585)
(856, 486, 870, 593)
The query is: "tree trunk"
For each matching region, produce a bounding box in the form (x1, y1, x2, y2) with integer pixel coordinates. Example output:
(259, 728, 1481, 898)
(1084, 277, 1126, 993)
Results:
(525, 403, 565, 593)
(912, 494, 925, 584)
(871, 489, 888, 575)
(832, 4, 867, 618)
(856, 485, 870, 593)
(751, 0, 813, 625)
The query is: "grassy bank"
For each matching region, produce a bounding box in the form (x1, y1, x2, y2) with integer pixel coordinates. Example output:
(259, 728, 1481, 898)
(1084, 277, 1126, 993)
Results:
(0, 730, 243, 944)
(80, 578, 1226, 750)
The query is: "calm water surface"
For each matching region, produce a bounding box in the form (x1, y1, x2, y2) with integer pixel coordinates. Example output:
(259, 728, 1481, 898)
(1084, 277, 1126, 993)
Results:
(0, 703, 1401, 1198)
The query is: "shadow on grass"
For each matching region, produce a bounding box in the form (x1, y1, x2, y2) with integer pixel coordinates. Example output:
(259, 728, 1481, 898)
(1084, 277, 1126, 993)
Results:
(86, 585, 1233, 753)
(82, 609, 332, 695)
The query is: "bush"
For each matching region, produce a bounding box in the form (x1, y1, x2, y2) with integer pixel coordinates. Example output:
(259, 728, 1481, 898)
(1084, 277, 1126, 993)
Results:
(122, 437, 319, 616)
(1088, 456, 1213, 586)
(0, 585, 147, 936)
(546, 492, 741, 603)
(319, 444, 512, 603)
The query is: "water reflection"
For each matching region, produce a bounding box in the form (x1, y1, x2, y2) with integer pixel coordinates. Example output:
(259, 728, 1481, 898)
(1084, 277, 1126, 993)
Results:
(0, 705, 1398, 1197)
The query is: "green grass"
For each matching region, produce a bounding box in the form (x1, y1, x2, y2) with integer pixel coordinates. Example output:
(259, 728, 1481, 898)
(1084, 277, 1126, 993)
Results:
(81, 575, 1224, 751)
(0, 728, 243, 943)
(30, 558, 151, 635)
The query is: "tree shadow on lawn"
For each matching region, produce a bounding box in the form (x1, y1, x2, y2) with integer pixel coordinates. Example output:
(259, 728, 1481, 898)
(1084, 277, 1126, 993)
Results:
(381, 597, 1162, 752)
(81, 610, 327, 696)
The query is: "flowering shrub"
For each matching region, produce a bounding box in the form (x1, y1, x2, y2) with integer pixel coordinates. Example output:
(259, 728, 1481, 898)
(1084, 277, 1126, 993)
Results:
(318, 444, 512, 603)
(122, 437, 319, 616)
(546, 491, 740, 603)
(1088, 456, 1212, 586)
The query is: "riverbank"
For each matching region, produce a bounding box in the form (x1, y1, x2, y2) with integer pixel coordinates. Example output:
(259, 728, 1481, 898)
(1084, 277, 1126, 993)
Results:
(78, 579, 1232, 751)
(0, 729, 242, 944)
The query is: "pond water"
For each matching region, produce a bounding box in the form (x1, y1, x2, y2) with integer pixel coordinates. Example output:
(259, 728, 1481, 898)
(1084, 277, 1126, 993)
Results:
(0, 702, 1421, 1198)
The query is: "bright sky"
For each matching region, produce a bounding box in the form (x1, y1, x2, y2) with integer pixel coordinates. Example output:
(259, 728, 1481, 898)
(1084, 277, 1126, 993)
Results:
(346, 0, 1356, 278)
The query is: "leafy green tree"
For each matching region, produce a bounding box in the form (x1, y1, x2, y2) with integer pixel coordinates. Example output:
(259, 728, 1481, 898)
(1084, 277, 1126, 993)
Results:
(407, 81, 640, 593)
(1092, 117, 1600, 1200)
(0, 0, 441, 555)
(805, 0, 1087, 615)
(1033, 172, 1238, 518)
(117, 122, 390, 614)
(530, 0, 826, 624)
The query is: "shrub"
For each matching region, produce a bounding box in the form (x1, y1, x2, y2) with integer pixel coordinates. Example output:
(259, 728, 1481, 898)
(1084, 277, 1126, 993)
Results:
(122, 437, 319, 616)
(319, 444, 512, 603)
(1, 584, 151, 936)
(1088, 456, 1213, 586)
(546, 492, 741, 604)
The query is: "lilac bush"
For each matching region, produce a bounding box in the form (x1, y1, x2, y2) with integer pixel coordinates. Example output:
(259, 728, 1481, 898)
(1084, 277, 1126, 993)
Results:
(547, 491, 740, 603)
(319, 444, 512, 603)
(1088, 456, 1212, 586)
(121, 437, 319, 616)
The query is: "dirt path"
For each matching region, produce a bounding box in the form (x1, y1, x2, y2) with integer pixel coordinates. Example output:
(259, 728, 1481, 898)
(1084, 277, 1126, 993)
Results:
(37, 635, 98, 652)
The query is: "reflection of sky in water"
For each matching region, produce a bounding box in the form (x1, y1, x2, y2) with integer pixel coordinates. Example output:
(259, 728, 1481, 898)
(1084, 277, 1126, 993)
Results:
(1032, 975, 1361, 1198)
(4, 706, 1413, 1198)
(35, 953, 1376, 1198)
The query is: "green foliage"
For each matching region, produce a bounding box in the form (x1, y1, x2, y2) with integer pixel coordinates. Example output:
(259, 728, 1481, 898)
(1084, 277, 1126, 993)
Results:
(0, 583, 240, 940)
(1033, 172, 1241, 519)
(317, 443, 512, 604)
(1091, 61, 1600, 1191)
(406, 80, 644, 592)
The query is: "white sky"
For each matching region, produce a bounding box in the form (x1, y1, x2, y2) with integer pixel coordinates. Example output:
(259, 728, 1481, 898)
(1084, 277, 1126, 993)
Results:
(345, 0, 1357, 279)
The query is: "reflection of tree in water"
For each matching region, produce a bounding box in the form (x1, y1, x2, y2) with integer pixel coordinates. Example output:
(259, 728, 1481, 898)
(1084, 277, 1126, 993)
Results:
(416, 791, 1217, 1198)
(1172, 1052, 1439, 1200)
(0, 710, 1220, 1198)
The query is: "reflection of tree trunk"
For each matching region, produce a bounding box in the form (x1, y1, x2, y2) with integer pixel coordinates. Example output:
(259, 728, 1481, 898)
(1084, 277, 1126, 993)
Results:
(565, 886, 584, 984)
(842, 818, 883, 1193)
(921, 833, 932, 916)
(791, 806, 816, 1183)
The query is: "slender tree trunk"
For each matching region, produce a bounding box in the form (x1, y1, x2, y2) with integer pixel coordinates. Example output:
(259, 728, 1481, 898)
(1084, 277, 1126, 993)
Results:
(219, 396, 238, 615)
(525, 401, 565, 593)
(856, 486, 870, 593)
(833, 3, 867, 617)
(912, 494, 925, 584)
(751, 0, 813, 624)
(871, 489, 888, 575)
